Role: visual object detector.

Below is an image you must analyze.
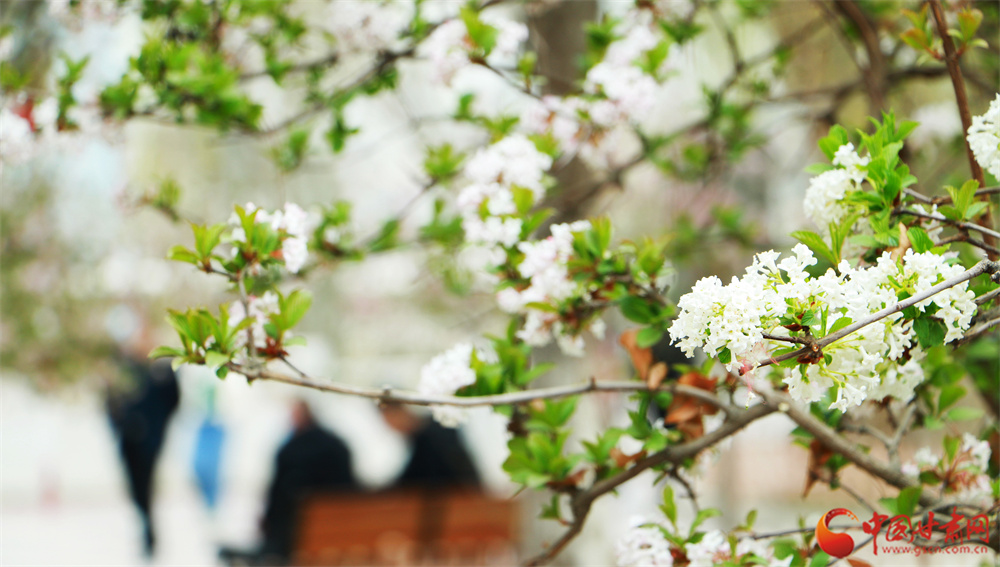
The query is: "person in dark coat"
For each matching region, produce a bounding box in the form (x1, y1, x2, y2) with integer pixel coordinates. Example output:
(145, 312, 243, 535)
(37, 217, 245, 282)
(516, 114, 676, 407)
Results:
(258, 400, 357, 563)
(106, 354, 180, 557)
(380, 403, 480, 488)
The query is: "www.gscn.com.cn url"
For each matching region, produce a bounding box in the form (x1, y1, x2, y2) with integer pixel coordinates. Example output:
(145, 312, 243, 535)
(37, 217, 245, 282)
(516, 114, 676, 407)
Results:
(878, 544, 992, 557)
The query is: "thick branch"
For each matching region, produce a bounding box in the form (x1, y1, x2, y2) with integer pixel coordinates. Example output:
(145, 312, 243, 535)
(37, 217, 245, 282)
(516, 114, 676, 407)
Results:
(761, 390, 937, 506)
(523, 402, 776, 566)
(928, 0, 996, 259)
(928, 0, 985, 187)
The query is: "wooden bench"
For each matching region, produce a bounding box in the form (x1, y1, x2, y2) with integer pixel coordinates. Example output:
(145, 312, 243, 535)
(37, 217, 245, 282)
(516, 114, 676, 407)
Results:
(293, 489, 519, 566)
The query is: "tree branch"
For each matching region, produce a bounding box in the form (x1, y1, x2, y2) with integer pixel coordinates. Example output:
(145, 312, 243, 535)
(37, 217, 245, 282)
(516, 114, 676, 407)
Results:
(761, 389, 937, 506)
(928, 0, 996, 260)
(894, 207, 1000, 240)
(231, 364, 737, 413)
(928, 0, 985, 187)
(523, 402, 777, 566)
(832, 0, 887, 113)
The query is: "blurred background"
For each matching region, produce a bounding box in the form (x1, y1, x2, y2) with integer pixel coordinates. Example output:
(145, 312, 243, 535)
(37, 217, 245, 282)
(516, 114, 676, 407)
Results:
(1, 0, 997, 565)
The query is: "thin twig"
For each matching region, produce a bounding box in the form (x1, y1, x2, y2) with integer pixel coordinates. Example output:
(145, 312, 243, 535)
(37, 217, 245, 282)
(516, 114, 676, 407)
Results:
(975, 286, 1000, 306)
(894, 207, 1000, 240)
(230, 365, 738, 412)
(837, 482, 876, 513)
(670, 469, 701, 515)
(888, 401, 918, 467)
(761, 333, 812, 346)
(903, 187, 934, 204)
(932, 186, 1000, 204)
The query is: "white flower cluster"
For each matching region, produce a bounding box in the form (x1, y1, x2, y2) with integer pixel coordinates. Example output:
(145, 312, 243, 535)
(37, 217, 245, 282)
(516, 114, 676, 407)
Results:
(615, 520, 674, 567)
(902, 434, 993, 505)
(417, 342, 488, 427)
(228, 291, 279, 351)
(453, 136, 604, 355)
(457, 134, 551, 252)
(582, 21, 662, 125)
(803, 143, 869, 235)
(967, 93, 1000, 180)
(501, 220, 606, 356)
(454, 134, 552, 288)
(684, 530, 789, 567)
(423, 13, 528, 84)
(230, 202, 311, 274)
(324, 1, 413, 53)
(669, 245, 977, 412)
(519, 12, 671, 169)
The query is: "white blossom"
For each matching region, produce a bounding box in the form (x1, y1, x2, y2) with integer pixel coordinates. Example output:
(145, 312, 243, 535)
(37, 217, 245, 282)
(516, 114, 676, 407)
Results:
(685, 530, 788, 567)
(228, 202, 312, 274)
(967, 93, 1000, 179)
(423, 14, 528, 84)
(324, 1, 412, 53)
(684, 530, 729, 567)
(229, 291, 280, 350)
(418, 343, 483, 427)
(671, 246, 978, 412)
(961, 433, 992, 472)
(464, 135, 552, 198)
(615, 521, 674, 567)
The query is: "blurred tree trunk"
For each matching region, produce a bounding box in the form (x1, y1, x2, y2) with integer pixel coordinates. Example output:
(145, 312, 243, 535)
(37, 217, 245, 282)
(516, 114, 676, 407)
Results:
(530, 1, 601, 230)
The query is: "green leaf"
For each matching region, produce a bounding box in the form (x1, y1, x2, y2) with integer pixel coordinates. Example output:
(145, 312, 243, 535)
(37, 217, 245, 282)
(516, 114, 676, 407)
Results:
(620, 297, 656, 324)
(205, 351, 231, 368)
(690, 508, 722, 535)
(827, 316, 853, 335)
(149, 345, 185, 359)
(943, 435, 961, 462)
(946, 406, 983, 421)
(661, 484, 677, 526)
(636, 327, 664, 348)
(369, 219, 400, 252)
(281, 289, 313, 329)
(913, 316, 946, 350)
(906, 226, 935, 253)
(791, 231, 837, 265)
(717, 348, 732, 365)
(817, 125, 849, 161)
(923, 415, 944, 430)
(938, 384, 965, 413)
(884, 486, 921, 517)
(808, 551, 831, 567)
(167, 245, 200, 265)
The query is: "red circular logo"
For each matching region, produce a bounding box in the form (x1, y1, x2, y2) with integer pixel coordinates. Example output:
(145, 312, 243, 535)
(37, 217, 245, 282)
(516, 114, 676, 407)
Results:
(816, 508, 858, 558)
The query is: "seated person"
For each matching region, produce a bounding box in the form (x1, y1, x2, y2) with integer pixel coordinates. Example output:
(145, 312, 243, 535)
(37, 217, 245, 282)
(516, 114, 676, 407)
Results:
(379, 402, 480, 489)
(222, 399, 356, 565)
